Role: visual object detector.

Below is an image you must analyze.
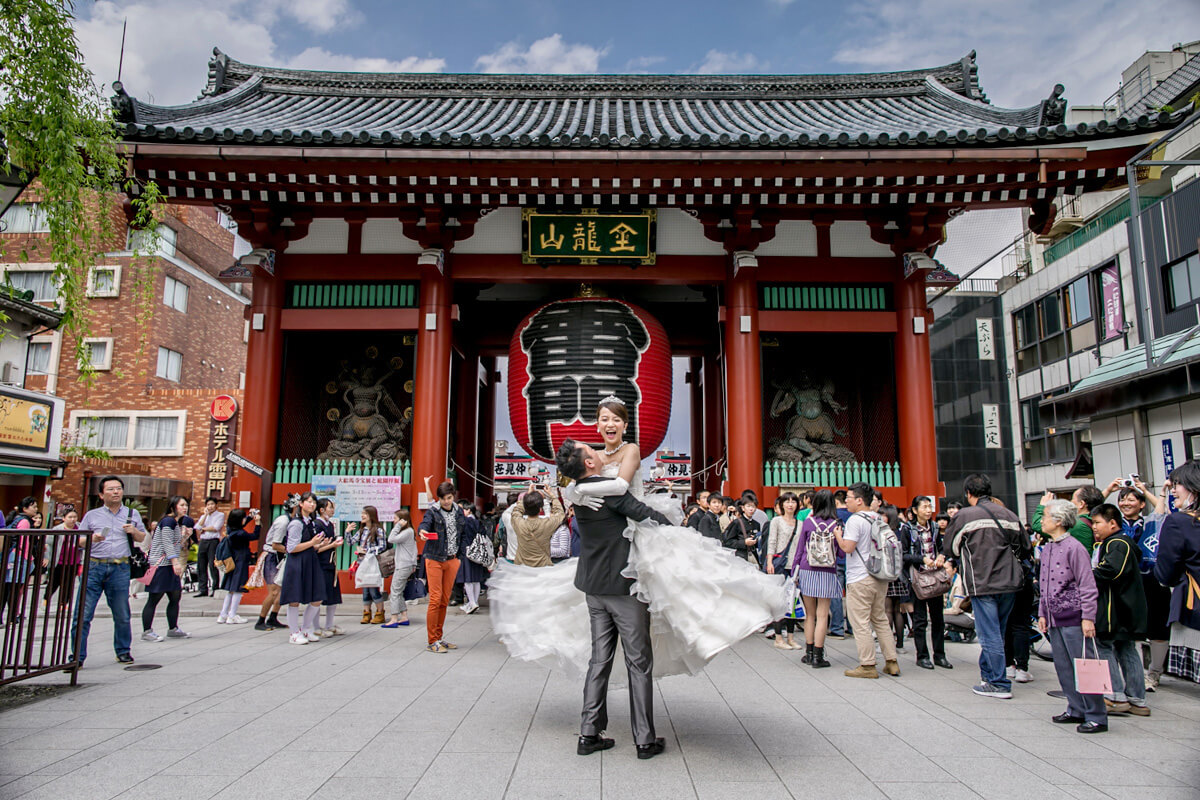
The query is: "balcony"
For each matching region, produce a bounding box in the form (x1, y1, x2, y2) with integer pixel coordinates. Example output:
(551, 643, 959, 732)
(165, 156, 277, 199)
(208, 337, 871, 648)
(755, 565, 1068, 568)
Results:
(1042, 195, 1160, 266)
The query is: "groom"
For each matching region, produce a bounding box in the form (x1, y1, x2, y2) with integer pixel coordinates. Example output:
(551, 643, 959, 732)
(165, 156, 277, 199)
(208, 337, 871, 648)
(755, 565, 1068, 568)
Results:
(555, 438, 671, 760)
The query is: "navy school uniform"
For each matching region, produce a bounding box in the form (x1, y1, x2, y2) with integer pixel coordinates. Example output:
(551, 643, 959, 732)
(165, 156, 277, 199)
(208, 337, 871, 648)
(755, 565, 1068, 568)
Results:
(279, 515, 327, 605)
(315, 517, 342, 606)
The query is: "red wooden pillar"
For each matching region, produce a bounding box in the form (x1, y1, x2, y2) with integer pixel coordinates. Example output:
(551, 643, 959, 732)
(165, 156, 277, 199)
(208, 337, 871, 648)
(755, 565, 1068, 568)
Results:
(410, 252, 453, 506)
(476, 357, 498, 506)
(688, 357, 704, 499)
(894, 275, 942, 498)
(452, 351, 479, 501)
(723, 261, 764, 499)
(702, 353, 725, 493)
(233, 270, 284, 507)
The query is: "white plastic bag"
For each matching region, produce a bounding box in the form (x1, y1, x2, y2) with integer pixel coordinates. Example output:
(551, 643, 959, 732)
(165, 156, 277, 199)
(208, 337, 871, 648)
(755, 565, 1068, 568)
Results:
(355, 553, 383, 589)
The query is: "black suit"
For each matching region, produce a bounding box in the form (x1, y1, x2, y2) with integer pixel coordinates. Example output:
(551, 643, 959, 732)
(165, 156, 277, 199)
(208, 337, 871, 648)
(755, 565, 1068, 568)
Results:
(571, 475, 669, 747)
(696, 510, 723, 540)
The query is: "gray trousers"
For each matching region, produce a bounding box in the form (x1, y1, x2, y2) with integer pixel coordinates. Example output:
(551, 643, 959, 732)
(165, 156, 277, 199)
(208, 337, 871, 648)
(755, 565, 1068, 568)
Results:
(1048, 626, 1107, 724)
(387, 563, 417, 617)
(582, 594, 655, 746)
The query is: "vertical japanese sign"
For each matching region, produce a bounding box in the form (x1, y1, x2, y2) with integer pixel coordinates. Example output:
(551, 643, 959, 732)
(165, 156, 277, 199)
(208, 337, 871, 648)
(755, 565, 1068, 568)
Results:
(1163, 438, 1176, 512)
(976, 319, 995, 361)
(1100, 263, 1125, 341)
(206, 395, 238, 502)
(982, 404, 1002, 449)
(522, 209, 656, 265)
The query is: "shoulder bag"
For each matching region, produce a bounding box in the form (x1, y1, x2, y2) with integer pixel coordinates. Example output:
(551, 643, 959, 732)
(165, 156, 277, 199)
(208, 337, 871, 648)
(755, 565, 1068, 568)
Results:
(126, 508, 149, 579)
(771, 520, 799, 572)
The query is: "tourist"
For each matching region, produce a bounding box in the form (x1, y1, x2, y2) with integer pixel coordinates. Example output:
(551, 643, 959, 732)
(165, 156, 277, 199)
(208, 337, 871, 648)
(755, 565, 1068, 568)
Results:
(794, 489, 840, 668)
(255, 496, 296, 631)
(1038, 498, 1107, 732)
(1003, 521, 1037, 684)
(829, 489, 850, 639)
(901, 495, 952, 670)
(511, 487, 566, 568)
(1090, 503, 1149, 716)
(1034, 487, 1100, 552)
(943, 474, 1028, 699)
(193, 496, 225, 598)
(383, 509, 417, 628)
(314, 498, 345, 636)
(349, 505, 387, 624)
(1154, 461, 1200, 686)
(280, 492, 327, 645)
(1, 496, 37, 621)
(71, 475, 147, 665)
(880, 503, 911, 654)
(418, 480, 468, 653)
(456, 501, 489, 614)
(683, 503, 701, 528)
(696, 494, 725, 540)
(216, 509, 259, 624)
(1107, 479, 1171, 691)
(766, 491, 803, 650)
(45, 507, 80, 606)
(140, 495, 190, 642)
(946, 502, 962, 519)
(834, 482, 899, 679)
(688, 492, 710, 530)
(722, 498, 759, 564)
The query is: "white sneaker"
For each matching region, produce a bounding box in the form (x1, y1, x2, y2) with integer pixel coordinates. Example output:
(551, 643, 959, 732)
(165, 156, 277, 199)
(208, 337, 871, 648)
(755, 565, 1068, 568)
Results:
(466, 603, 479, 615)
(1014, 669, 1033, 683)
(312, 628, 324, 637)
(305, 631, 321, 643)
(226, 615, 248, 625)
(321, 629, 335, 638)
(289, 633, 309, 645)
(330, 626, 345, 636)
(764, 629, 776, 639)
(141, 630, 163, 642)
(216, 616, 227, 624)
(1006, 666, 1016, 679)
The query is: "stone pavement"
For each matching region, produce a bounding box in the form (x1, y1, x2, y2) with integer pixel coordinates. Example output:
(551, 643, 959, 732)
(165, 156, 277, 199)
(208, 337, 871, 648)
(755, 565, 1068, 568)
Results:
(1, 597, 1198, 800)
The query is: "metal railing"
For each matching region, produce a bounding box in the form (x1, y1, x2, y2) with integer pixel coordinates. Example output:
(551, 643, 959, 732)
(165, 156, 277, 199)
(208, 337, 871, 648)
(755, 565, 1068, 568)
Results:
(0, 530, 91, 686)
(1042, 195, 1160, 265)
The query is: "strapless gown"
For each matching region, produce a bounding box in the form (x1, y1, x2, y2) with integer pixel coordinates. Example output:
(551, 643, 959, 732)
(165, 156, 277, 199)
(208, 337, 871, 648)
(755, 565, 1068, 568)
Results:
(488, 465, 789, 679)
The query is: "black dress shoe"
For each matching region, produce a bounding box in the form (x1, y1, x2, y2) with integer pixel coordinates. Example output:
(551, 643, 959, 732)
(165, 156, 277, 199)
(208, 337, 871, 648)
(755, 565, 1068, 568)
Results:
(1076, 721, 1108, 734)
(577, 735, 615, 755)
(916, 657, 934, 670)
(193, 592, 208, 598)
(933, 656, 954, 669)
(116, 653, 134, 664)
(636, 738, 666, 760)
(1052, 713, 1084, 724)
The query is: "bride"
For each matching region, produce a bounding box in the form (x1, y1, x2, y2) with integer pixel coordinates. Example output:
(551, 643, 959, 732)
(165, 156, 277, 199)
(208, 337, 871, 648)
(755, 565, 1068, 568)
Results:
(489, 396, 788, 679)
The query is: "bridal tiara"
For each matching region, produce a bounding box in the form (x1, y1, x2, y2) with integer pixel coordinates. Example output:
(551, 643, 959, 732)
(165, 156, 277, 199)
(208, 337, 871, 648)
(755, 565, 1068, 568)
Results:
(598, 394, 626, 407)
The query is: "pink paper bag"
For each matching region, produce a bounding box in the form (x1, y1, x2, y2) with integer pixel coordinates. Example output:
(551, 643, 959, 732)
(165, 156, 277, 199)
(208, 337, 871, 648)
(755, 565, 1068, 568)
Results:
(1074, 637, 1112, 695)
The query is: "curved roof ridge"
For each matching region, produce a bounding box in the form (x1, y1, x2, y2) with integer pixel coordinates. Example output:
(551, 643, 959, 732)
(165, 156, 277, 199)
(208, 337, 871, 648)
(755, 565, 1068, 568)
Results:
(198, 46, 983, 101)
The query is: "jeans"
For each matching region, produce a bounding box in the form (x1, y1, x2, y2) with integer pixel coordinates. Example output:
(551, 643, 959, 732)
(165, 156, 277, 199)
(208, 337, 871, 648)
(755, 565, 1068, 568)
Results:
(71, 560, 132, 662)
(830, 562, 846, 635)
(1096, 638, 1146, 705)
(362, 587, 383, 604)
(972, 592, 1016, 691)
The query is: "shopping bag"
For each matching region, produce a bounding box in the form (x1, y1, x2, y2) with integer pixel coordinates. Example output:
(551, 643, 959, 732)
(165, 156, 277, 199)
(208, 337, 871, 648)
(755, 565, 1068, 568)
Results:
(1074, 637, 1112, 695)
(355, 553, 383, 589)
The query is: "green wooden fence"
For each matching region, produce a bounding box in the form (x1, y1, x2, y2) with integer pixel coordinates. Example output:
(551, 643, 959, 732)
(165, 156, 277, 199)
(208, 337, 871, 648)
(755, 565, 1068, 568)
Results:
(764, 460, 901, 488)
(274, 458, 412, 484)
(761, 284, 890, 311)
(287, 282, 418, 309)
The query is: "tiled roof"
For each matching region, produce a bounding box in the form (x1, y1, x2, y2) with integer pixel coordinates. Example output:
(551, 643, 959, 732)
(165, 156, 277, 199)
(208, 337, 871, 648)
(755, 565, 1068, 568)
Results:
(112, 48, 1178, 151)
(1134, 51, 1200, 113)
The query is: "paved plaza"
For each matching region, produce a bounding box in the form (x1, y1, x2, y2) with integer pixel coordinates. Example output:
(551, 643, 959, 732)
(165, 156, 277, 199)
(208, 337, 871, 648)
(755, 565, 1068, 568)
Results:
(0, 599, 1197, 800)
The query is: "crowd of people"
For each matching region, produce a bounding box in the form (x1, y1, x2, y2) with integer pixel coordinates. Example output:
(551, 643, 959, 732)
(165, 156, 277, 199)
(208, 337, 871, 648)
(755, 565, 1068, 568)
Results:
(6, 455, 1199, 741)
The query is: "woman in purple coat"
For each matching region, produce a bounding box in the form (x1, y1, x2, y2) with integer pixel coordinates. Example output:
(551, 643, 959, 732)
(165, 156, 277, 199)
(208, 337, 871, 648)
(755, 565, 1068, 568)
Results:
(1037, 498, 1107, 733)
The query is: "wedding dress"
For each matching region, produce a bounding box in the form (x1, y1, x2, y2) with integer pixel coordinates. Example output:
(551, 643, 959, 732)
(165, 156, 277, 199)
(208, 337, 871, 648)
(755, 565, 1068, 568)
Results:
(489, 463, 789, 679)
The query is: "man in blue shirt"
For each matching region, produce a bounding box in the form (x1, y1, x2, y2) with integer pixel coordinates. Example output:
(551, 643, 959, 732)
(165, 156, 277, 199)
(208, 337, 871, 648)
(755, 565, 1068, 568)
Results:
(71, 475, 147, 665)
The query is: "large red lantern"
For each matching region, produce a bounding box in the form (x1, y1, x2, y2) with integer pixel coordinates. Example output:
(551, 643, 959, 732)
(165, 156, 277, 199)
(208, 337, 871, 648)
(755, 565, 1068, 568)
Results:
(508, 297, 672, 463)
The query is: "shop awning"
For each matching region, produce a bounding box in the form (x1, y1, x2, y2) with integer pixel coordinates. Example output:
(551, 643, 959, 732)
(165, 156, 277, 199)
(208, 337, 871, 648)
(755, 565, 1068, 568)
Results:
(0, 464, 51, 476)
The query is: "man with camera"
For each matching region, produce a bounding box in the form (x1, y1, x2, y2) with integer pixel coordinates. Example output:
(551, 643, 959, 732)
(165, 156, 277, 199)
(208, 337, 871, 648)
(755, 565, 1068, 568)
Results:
(510, 482, 566, 568)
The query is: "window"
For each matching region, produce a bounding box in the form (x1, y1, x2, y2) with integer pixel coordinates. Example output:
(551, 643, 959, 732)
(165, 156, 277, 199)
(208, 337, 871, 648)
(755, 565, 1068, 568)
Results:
(1065, 276, 1092, 326)
(156, 347, 182, 381)
(71, 410, 187, 455)
(127, 224, 177, 257)
(133, 416, 179, 450)
(87, 266, 120, 298)
(79, 416, 130, 450)
(163, 275, 188, 312)
(1166, 254, 1200, 311)
(5, 269, 57, 301)
(0, 203, 50, 234)
(1019, 396, 1086, 467)
(80, 338, 113, 371)
(27, 341, 52, 375)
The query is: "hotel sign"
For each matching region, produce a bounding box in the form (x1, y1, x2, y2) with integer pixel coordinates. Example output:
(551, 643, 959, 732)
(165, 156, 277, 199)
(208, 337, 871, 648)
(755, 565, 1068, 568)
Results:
(0, 389, 53, 452)
(522, 209, 656, 265)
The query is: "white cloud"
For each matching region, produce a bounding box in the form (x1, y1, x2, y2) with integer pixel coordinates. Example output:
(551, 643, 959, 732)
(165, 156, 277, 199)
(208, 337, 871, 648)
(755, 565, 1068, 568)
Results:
(285, 47, 445, 73)
(476, 34, 609, 74)
(831, 0, 1200, 107)
(693, 50, 764, 74)
(625, 55, 667, 72)
(766, 0, 797, 6)
(73, 1, 443, 106)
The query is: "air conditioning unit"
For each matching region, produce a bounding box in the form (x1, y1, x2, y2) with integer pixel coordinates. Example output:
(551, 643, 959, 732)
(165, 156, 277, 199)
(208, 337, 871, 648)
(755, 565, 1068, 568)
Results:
(0, 361, 16, 383)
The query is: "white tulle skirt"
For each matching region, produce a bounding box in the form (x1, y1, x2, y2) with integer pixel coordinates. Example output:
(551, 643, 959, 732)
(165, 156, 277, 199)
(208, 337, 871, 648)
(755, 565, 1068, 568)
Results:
(488, 495, 789, 680)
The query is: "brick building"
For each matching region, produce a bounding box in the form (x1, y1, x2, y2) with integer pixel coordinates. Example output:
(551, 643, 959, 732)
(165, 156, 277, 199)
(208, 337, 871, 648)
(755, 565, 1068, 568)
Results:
(0, 193, 250, 519)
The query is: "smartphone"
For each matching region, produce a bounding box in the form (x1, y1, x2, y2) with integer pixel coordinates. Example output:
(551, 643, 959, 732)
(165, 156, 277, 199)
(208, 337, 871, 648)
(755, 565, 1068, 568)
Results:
(424, 530, 439, 540)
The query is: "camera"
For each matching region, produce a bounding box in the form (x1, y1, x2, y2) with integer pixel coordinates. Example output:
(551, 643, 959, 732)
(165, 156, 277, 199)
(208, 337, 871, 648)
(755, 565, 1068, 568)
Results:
(1118, 474, 1139, 489)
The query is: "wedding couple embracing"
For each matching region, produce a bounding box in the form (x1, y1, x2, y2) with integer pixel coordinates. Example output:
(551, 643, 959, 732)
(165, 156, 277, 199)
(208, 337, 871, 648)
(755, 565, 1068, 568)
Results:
(489, 397, 789, 760)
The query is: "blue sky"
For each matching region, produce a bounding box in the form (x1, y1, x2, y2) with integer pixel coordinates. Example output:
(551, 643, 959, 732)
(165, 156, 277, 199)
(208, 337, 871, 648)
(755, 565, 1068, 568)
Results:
(77, 0, 1200, 109)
